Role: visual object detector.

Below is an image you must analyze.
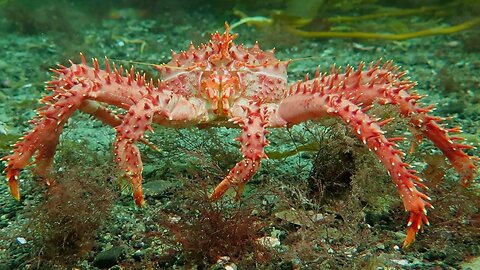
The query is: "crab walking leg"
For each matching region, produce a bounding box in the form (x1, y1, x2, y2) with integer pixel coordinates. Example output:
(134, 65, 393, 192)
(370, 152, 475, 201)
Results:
(1, 53, 162, 201)
(1, 86, 136, 200)
(81, 97, 161, 152)
(113, 96, 164, 207)
(338, 64, 477, 185)
(114, 93, 208, 206)
(33, 99, 151, 177)
(275, 93, 432, 247)
(210, 109, 269, 201)
(1, 84, 93, 200)
(42, 86, 129, 175)
(80, 99, 123, 127)
(302, 61, 477, 186)
(380, 89, 478, 186)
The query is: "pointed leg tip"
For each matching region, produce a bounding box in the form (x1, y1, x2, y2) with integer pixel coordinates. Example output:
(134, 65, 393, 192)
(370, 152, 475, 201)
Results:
(133, 191, 146, 207)
(210, 180, 232, 201)
(402, 232, 415, 249)
(209, 190, 224, 201)
(135, 197, 146, 207)
(6, 172, 21, 201)
(9, 183, 20, 201)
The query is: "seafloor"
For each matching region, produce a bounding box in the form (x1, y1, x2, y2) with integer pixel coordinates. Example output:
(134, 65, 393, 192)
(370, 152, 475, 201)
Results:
(0, 1, 479, 269)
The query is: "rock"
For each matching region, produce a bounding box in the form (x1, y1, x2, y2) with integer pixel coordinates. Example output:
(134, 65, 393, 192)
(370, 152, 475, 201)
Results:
(92, 245, 128, 268)
(132, 249, 145, 261)
(391, 259, 410, 267)
(257, 236, 281, 248)
(15, 237, 27, 245)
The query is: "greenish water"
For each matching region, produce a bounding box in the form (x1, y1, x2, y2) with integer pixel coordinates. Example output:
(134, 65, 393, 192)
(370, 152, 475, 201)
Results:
(0, 1, 479, 269)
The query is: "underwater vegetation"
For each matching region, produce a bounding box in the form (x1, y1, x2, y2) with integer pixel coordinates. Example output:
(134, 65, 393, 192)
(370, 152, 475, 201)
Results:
(0, 0, 478, 269)
(2, 24, 477, 251)
(230, 0, 480, 41)
(158, 189, 270, 268)
(1, 142, 117, 269)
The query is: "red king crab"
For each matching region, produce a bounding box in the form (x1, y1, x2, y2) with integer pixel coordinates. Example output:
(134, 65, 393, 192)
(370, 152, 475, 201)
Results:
(2, 25, 478, 247)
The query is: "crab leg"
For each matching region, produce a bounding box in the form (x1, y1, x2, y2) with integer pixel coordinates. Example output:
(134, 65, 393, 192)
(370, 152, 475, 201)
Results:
(1, 86, 131, 200)
(273, 91, 432, 247)
(302, 62, 477, 186)
(1, 54, 158, 201)
(380, 87, 477, 186)
(1, 84, 94, 200)
(210, 108, 269, 201)
(114, 92, 208, 206)
(351, 61, 476, 186)
(114, 97, 159, 207)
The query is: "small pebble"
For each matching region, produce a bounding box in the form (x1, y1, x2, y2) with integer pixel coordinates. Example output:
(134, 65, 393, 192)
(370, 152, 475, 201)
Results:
(16, 237, 27, 245)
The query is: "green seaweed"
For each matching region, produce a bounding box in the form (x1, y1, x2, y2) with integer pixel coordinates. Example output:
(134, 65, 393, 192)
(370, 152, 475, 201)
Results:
(0, 134, 20, 150)
(231, 0, 479, 41)
(266, 141, 320, 160)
